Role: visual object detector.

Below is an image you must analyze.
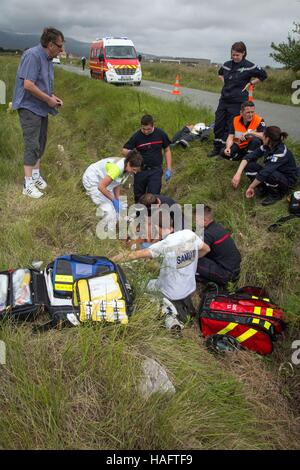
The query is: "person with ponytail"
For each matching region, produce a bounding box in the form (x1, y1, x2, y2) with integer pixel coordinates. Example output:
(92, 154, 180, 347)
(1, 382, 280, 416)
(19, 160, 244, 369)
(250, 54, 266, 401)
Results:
(231, 126, 298, 205)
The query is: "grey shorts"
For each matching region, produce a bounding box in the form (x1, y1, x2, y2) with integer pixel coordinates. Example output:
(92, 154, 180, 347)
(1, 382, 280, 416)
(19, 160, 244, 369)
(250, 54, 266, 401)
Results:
(18, 108, 48, 166)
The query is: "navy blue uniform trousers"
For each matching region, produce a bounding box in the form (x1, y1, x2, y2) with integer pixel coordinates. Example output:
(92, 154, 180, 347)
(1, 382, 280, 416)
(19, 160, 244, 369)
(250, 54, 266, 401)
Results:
(214, 99, 242, 150)
(134, 167, 163, 203)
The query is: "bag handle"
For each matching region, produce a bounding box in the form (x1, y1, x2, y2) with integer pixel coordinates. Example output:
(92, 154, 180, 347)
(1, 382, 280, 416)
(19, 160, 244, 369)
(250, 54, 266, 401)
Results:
(70, 254, 110, 265)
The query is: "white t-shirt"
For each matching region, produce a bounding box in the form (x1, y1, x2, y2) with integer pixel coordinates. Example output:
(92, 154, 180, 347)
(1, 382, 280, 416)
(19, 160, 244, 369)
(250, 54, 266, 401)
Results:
(148, 229, 203, 300)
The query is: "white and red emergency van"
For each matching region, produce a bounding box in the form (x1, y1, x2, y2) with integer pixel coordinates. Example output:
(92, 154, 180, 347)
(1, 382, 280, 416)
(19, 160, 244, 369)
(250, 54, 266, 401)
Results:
(89, 37, 142, 85)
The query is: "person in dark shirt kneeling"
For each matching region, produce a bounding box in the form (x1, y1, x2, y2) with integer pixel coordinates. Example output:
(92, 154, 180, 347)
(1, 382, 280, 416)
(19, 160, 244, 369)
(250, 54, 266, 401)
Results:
(195, 205, 241, 286)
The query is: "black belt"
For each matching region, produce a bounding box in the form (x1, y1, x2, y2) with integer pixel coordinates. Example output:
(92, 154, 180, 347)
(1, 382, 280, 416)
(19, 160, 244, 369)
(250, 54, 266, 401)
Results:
(143, 165, 162, 171)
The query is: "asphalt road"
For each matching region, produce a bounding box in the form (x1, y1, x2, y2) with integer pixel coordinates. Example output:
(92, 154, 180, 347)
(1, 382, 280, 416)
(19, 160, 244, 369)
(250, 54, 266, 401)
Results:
(60, 64, 300, 142)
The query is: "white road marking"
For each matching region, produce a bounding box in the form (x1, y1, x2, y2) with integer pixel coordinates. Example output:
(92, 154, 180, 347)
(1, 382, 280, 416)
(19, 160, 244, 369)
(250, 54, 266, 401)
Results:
(150, 86, 173, 93)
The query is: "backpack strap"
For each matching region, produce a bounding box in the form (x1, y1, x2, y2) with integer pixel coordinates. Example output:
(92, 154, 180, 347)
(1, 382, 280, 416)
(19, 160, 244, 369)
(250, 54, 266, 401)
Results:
(268, 214, 300, 232)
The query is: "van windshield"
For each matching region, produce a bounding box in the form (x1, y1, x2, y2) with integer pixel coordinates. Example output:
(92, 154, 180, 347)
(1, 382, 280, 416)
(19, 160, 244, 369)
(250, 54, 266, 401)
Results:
(105, 46, 137, 59)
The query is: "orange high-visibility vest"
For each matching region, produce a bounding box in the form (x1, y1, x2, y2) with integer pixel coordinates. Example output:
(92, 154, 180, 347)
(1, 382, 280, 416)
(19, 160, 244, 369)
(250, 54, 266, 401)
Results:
(233, 114, 262, 149)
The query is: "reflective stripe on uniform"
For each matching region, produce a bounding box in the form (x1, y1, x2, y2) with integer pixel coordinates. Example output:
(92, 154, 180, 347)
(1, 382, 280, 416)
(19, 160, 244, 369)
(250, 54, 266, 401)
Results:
(272, 146, 287, 159)
(238, 64, 257, 72)
(213, 233, 231, 245)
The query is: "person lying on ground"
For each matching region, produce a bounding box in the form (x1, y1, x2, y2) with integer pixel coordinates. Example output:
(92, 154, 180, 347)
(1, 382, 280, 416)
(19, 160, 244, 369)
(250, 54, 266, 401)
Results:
(129, 192, 183, 247)
(171, 122, 212, 149)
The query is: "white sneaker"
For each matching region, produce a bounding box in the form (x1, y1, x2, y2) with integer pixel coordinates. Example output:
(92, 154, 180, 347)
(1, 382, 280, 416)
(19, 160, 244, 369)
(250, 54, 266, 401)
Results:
(22, 184, 44, 199)
(161, 298, 184, 331)
(34, 176, 47, 190)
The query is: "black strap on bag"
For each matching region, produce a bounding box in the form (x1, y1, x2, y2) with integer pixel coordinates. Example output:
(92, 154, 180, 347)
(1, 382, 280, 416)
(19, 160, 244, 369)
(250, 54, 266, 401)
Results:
(32, 311, 73, 333)
(268, 214, 300, 232)
(268, 190, 300, 232)
(205, 334, 242, 355)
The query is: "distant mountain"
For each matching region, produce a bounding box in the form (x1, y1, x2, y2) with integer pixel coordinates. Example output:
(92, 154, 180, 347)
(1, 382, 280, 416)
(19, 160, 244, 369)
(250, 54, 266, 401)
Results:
(0, 30, 208, 63)
(0, 30, 90, 57)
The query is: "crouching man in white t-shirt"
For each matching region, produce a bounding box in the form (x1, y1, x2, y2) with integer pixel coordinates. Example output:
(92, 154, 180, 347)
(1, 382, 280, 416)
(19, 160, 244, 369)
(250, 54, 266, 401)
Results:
(112, 215, 210, 327)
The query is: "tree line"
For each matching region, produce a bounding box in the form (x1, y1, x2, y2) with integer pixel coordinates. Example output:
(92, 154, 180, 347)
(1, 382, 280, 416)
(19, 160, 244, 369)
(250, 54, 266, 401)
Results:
(270, 22, 300, 72)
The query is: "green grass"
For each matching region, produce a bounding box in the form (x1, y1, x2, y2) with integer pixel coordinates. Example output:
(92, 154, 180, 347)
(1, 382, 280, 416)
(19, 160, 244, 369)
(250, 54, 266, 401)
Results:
(0, 56, 300, 449)
(142, 62, 300, 106)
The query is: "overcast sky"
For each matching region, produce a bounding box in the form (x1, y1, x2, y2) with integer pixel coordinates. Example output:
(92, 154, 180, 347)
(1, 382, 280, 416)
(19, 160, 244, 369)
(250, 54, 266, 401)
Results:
(1, 0, 300, 65)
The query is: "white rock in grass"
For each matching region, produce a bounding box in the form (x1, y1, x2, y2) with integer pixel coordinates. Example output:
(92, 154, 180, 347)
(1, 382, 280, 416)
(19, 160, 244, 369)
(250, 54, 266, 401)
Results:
(139, 358, 175, 399)
(31, 260, 43, 270)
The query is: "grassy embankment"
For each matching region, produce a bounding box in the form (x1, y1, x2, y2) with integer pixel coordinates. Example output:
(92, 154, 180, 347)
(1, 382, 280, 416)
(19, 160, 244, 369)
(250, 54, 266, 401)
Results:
(142, 62, 300, 106)
(0, 56, 300, 450)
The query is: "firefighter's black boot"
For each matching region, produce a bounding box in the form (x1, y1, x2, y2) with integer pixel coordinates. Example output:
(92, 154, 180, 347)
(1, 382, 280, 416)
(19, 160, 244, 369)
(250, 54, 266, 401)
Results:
(255, 184, 268, 198)
(207, 147, 221, 157)
(261, 188, 283, 206)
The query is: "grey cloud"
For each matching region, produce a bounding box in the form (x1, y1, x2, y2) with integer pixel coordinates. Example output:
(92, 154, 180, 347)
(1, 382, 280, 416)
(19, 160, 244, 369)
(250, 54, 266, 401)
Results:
(0, 0, 299, 64)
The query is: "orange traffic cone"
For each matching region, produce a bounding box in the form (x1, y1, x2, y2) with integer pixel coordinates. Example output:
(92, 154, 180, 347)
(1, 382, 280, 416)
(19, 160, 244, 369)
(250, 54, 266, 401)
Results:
(171, 75, 181, 95)
(248, 83, 254, 101)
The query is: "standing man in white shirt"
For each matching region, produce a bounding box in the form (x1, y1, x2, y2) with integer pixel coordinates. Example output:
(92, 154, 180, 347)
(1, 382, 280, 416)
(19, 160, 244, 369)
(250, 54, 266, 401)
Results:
(112, 214, 210, 324)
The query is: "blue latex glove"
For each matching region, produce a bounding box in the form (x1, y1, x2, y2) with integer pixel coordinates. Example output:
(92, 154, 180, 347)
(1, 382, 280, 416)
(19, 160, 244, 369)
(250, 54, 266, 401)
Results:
(165, 169, 172, 182)
(112, 199, 121, 213)
(141, 242, 151, 249)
